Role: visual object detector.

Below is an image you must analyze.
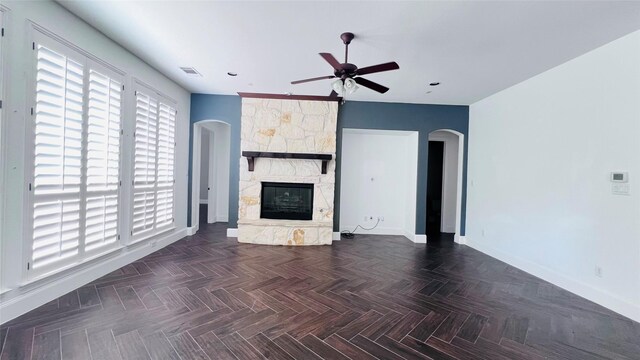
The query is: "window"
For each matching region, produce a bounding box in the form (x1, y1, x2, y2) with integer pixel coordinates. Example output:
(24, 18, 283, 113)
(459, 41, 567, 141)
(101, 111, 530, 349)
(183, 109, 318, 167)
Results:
(131, 86, 176, 242)
(27, 31, 124, 278)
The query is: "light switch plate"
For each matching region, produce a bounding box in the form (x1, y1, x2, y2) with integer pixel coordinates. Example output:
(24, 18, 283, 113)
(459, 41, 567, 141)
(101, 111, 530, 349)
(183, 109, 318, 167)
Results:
(612, 183, 630, 195)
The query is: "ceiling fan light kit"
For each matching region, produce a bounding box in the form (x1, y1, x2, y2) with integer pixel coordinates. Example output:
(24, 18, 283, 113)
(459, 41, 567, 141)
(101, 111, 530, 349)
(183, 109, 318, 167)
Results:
(331, 79, 344, 96)
(331, 78, 359, 97)
(291, 32, 399, 97)
(344, 78, 358, 94)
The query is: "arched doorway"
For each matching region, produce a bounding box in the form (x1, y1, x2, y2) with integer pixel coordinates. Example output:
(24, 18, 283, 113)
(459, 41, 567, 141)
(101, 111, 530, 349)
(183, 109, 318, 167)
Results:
(427, 129, 465, 243)
(191, 120, 231, 234)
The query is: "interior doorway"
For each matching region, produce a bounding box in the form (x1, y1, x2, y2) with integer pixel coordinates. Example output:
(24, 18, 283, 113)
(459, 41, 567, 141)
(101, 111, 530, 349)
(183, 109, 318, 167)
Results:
(426, 141, 444, 235)
(427, 129, 464, 243)
(199, 128, 214, 225)
(191, 120, 231, 233)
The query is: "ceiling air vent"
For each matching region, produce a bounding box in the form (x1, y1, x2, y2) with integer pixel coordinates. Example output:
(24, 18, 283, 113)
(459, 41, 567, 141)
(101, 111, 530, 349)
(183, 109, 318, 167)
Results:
(180, 67, 202, 76)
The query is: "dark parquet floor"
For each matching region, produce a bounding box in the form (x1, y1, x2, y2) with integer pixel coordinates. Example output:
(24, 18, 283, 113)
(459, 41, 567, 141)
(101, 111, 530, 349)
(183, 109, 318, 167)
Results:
(1, 222, 639, 360)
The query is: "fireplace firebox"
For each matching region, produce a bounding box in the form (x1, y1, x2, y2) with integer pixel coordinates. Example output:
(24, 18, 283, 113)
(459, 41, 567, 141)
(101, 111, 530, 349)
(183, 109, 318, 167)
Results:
(260, 182, 313, 220)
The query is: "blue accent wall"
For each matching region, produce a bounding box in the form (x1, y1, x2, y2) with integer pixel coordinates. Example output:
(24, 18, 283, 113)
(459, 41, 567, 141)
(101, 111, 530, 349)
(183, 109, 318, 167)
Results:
(188, 95, 469, 236)
(189, 94, 241, 227)
(334, 101, 469, 235)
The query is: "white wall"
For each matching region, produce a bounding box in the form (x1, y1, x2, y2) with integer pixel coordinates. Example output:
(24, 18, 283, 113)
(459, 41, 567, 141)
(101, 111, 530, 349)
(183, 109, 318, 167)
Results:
(0, 0, 190, 323)
(467, 30, 640, 322)
(429, 131, 459, 233)
(200, 129, 210, 202)
(340, 129, 419, 239)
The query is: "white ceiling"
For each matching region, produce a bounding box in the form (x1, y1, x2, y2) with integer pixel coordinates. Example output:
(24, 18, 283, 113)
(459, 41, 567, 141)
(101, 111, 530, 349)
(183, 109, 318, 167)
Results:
(58, 1, 640, 105)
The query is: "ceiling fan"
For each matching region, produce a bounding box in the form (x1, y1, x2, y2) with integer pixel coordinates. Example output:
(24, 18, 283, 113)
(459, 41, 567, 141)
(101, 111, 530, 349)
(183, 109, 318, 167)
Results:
(291, 32, 399, 97)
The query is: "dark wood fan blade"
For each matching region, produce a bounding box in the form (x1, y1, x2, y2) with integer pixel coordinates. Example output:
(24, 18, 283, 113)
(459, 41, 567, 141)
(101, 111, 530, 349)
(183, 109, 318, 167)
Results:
(356, 61, 399, 76)
(291, 75, 335, 85)
(354, 77, 389, 93)
(319, 53, 342, 70)
(329, 90, 339, 98)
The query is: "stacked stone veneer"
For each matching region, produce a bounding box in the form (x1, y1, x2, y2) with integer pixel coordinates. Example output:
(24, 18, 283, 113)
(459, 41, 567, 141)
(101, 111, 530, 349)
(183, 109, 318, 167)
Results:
(238, 98, 338, 245)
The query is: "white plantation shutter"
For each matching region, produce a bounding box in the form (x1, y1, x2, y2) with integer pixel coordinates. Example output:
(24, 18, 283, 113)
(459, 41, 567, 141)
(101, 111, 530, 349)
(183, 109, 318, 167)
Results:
(156, 103, 176, 229)
(132, 88, 176, 240)
(31, 43, 84, 270)
(132, 191, 155, 237)
(133, 92, 158, 187)
(84, 68, 122, 252)
(132, 91, 158, 238)
(28, 32, 125, 278)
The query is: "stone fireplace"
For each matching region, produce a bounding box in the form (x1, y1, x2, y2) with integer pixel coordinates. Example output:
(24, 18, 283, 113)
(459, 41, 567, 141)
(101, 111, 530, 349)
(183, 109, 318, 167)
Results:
(238, 97, 338, 245)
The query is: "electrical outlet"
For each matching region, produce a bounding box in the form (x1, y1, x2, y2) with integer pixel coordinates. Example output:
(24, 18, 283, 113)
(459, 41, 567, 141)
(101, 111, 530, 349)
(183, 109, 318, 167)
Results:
(595, 266, 603, 278)
(482, 229, 486, 237)
(364, 215, 368, 222)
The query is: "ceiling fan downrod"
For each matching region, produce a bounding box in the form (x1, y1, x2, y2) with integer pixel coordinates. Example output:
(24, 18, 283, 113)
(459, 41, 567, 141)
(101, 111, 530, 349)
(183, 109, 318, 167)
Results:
(341, 32, 354, 63)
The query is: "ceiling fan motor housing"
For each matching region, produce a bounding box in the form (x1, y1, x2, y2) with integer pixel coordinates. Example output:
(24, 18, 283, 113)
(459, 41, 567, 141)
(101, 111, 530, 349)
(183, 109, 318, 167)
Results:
(335, 63, 358, 79)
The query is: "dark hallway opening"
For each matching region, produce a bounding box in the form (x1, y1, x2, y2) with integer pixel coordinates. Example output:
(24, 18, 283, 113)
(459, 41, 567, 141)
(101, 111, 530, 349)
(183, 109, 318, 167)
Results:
(426, 141, 444, 235)
(199, 204, 208, 225)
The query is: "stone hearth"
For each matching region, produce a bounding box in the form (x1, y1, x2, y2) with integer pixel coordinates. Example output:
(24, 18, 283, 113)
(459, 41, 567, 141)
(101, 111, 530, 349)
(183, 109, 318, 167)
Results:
(238, 98, 338, 245)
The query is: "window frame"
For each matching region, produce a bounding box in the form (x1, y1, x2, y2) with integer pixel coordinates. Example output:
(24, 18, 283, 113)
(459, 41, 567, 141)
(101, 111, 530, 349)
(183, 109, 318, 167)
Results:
(23, 26, 126, 282)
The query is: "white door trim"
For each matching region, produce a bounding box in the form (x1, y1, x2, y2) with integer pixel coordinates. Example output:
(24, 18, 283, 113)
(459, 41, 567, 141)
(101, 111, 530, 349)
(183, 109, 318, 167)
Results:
(191, 120, 231, 232)
(428, 129, 465, 243)
(207, 130, 216, 223)
(191, 122, 202, 234)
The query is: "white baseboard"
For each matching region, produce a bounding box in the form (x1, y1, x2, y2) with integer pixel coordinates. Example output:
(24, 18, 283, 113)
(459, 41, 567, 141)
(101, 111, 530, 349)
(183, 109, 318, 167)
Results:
(186, 227, 197, 236)
(413, 234, 427, 244)
(342, 227, 424, 244)
(206, 216, 228, 224)
(402, 231, 426, 244)
(226, 228, 238, 238)
(0, 229, 188, 325)
(339, 226, 405, 236)
(454, 234, 466, 245)
(465, 237, 640, 323)
(332, 232, 341, 241)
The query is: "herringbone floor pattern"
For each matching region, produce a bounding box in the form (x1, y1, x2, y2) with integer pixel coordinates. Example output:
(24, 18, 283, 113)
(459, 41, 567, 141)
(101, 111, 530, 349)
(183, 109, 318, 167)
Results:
(1, 223, 639, 359)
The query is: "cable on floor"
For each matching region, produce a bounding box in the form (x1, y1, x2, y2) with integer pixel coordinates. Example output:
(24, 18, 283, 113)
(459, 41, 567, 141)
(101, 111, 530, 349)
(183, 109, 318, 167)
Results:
(340, 218, 381, 239)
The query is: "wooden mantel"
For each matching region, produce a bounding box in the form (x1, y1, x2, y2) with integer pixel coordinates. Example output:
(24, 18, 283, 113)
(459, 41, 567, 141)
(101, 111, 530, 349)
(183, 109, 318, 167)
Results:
(242, 151, 333, 174)
(237, 92, 342, 102)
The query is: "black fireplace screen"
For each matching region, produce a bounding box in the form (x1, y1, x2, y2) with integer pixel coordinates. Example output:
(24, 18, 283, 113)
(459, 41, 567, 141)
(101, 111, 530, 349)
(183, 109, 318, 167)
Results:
(260, 182, 313, 220)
